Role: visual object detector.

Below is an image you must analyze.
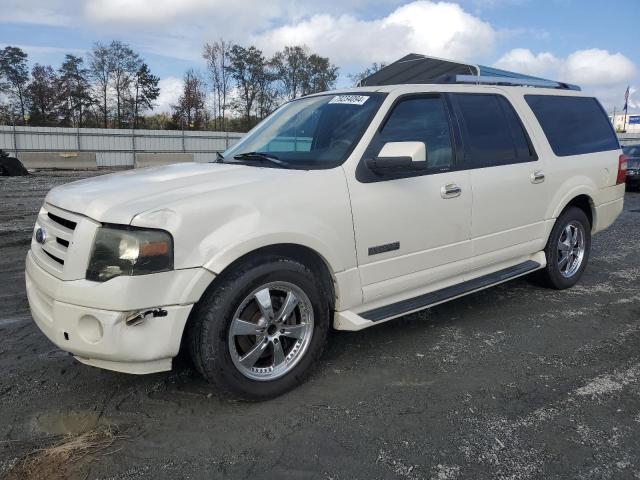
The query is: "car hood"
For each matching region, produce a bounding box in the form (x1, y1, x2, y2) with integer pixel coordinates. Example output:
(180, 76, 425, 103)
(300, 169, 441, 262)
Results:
(46, 162, 298, 224)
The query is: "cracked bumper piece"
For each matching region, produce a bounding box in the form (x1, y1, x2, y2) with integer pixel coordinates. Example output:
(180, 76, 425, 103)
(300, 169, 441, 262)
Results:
(25, 251, 202, 374)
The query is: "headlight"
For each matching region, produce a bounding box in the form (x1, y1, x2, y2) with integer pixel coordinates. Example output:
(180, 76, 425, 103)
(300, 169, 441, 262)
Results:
(86, 226, 174, 282)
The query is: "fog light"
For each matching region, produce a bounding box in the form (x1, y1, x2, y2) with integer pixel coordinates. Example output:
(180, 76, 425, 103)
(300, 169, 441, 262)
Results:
(78, 315, 103, 344)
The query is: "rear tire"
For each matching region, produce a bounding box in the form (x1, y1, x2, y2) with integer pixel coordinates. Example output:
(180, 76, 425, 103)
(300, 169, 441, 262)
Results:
(539, 206, 591, 289)
(188, 255, 331, 400)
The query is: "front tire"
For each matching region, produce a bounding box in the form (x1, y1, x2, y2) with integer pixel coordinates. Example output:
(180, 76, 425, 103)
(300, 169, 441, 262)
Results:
(188, 255, 330, 400)
(539, 206, 591, 289)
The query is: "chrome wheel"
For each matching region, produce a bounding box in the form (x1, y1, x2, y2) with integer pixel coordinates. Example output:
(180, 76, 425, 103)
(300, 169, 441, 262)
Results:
(228, 282, 314, 381)
(557, 221, 585, 278)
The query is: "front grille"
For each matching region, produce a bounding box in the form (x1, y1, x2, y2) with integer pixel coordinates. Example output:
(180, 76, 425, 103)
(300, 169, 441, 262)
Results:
(43, 249, 64, 265)
(48, 211, 77, 231)
(32, 204, 87, 278)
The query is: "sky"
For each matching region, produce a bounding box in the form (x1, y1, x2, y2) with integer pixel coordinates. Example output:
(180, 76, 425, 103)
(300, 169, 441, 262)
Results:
(1, 0, 638, 114)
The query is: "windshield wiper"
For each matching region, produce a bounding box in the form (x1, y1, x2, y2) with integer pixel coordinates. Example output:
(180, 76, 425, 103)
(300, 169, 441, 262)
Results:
(232, 152, 290, 168)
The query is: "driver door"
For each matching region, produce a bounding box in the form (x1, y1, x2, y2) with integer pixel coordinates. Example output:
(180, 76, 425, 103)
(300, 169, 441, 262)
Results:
(346, 94, 473, 305)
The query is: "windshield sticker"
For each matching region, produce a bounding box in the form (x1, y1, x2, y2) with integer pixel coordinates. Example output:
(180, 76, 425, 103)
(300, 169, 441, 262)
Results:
(329, 95, 369, 106)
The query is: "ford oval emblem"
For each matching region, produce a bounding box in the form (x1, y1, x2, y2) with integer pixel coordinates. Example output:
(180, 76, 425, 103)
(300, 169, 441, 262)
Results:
(35, 227, 46, 244)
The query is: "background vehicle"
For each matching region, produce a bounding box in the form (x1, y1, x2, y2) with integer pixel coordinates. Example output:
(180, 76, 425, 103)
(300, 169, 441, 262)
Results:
(25, 56, 626, 399)
(622, 144, 640, 190)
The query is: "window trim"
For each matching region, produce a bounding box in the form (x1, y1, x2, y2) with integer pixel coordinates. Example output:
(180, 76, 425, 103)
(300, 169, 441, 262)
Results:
(449, 92, 539, 169)
(356, 92, 461, 183)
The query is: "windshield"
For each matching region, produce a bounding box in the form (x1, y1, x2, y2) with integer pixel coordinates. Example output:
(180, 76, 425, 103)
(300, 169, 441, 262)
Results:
(223, 93, 386, 169)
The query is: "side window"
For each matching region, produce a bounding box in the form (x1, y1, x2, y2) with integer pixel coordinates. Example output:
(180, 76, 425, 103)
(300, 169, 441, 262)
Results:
(374, 96, 454, 169)
(453, 93, 536, 167)
(524, 95, 619, 157)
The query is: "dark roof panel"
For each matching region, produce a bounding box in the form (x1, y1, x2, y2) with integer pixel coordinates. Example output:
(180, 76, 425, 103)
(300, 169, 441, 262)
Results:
(358, 54, 578, 90)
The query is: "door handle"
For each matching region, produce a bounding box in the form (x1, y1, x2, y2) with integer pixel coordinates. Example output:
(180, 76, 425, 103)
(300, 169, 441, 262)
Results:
(441, 183, 462, 199)
(531, 170, 545, 184)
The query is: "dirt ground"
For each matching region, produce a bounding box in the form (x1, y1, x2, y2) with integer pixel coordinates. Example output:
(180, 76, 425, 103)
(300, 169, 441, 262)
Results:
(1, 171, 639, 480)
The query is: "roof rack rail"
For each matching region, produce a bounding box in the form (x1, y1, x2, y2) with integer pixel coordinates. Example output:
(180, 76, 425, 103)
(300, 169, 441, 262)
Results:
(438, 74, 581, 91)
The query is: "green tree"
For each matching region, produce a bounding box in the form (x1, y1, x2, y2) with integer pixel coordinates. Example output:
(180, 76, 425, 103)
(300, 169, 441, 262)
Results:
(130, 62, 160, 128)
(26, 64, 60, 126)
(227, 45, 267, 129)
(272, 45, 309, 100)
(303, 54, 338, 95)
(0, 46, 30, 124)
(172, 69, 206, 129)
(58, 54, 93, 127)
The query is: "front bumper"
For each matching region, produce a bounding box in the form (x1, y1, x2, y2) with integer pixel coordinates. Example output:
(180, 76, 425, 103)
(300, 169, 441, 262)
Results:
(25, 250, 214, 374)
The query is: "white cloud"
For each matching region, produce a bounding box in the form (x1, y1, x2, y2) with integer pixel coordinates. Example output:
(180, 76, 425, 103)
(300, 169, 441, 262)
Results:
(154, 76, 183, 113)
(562, 49, 636, 86)
(495, 48, 637, 111)
(495, 48, 636, 86)
(253, 1, 496, 65)
(494, 48, 560, 77)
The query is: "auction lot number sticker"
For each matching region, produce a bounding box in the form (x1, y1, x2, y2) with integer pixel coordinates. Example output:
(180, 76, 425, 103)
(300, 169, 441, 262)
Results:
(329, 95, 369, 105)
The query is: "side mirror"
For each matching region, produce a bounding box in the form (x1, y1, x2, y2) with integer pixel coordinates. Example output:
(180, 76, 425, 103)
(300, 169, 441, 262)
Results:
(365, 141, 428, 173)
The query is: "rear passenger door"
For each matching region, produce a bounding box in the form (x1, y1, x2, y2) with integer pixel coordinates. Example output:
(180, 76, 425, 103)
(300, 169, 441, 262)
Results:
(450, 92, 548, 266)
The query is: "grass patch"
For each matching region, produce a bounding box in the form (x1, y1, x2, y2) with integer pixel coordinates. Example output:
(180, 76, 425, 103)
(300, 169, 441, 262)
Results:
(4, 426, 123, 480)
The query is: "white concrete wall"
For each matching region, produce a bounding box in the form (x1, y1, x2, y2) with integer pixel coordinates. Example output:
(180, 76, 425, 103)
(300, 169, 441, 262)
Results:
(0, 126, 244, 168)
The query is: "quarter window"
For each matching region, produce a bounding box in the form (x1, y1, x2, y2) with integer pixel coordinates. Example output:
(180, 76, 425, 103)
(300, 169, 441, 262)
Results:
(453, 93, 536, 167)
(524, 95, 619, 157)
(374, 96, 454, 169)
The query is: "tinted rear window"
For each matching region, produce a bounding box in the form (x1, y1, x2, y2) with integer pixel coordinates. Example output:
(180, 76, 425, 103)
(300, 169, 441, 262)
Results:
(453, 93, 535, 167)
(525, 95, 619, 157)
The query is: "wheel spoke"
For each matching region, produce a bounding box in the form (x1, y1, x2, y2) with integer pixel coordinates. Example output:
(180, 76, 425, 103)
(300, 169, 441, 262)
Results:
(272, 341, 285, 366)
(558, 240, 571, 252)
(276, 291, 298, 323)
(230, 319, 262, 337)
(281, 324, 306, 339)
(559, 254, 570, 269)
(254, 288, 274, 322)
(239, 339, 268, 368)
(570, 226, 578, 247)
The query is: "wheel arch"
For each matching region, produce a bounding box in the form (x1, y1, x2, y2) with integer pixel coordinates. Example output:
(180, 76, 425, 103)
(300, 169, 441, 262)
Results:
(197, 242, 338, 311)
(554, 193, 595, 230)
(561, 194, 594, 227)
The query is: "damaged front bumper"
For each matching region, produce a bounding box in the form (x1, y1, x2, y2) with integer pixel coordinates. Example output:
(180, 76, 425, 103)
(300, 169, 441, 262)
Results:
(25, 250, 214, 374)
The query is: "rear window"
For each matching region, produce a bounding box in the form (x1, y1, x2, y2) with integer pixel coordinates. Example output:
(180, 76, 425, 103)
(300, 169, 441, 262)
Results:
(525, 95, 619, 157)
(452, 93, 536, 167)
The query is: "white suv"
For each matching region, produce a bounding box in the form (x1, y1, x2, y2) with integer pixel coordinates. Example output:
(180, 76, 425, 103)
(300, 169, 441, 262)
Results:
(26, 79, 626, 399)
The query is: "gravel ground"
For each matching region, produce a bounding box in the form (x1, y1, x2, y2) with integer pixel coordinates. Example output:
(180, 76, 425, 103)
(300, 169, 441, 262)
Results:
(0, 171, 639, 480)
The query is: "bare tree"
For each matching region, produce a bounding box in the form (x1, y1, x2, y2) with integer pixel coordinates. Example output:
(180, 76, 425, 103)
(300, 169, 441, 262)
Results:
(89, 42, 112, 127)
(109, 41, 141, 127)
(203, 39, 232, 131)
(348, 62, 387, 86)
